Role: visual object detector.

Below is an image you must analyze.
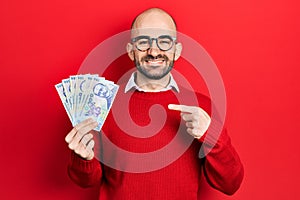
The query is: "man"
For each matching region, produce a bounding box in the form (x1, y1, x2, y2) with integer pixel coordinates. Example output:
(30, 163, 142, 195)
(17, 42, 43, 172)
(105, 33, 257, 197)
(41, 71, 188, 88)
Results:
(65, 8, 244, 199)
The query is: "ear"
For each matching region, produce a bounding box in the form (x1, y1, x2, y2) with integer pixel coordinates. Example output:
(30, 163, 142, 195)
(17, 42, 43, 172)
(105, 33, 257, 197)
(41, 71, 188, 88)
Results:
(126, 43, 134, 61)
(174, 42, 182, 61)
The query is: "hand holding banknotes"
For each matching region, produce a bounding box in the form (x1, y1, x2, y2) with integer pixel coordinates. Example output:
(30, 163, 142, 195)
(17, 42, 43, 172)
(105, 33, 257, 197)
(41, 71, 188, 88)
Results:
(55, 74, 119, 159)
(65, 118, 98, 160)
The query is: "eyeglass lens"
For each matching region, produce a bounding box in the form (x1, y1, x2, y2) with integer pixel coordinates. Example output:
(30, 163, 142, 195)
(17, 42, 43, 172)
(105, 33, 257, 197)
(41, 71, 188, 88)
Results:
(133, 35, 175, 51)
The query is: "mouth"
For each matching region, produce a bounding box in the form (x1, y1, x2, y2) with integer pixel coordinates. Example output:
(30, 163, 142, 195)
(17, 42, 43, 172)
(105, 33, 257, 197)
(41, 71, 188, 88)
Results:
(145, 59, 165, 66)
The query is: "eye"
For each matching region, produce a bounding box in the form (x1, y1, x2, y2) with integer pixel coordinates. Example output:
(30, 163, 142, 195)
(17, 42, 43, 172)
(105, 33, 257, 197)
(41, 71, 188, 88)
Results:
(137, 40, 149, 45)
(158, 39, 172, 48)
(159, 40, 171, 44)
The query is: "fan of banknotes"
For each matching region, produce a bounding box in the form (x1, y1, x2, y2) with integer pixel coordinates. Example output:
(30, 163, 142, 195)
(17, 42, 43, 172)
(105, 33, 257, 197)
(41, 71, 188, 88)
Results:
(55, 74, 119, 131)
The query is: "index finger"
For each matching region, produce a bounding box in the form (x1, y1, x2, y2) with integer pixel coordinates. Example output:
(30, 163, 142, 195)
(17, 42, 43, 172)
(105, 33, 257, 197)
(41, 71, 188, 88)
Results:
(168, 104, 195, 113)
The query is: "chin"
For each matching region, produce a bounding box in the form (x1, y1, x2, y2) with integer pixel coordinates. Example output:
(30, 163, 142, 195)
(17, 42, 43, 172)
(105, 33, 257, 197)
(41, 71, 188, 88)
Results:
(144, 71, 170, 80)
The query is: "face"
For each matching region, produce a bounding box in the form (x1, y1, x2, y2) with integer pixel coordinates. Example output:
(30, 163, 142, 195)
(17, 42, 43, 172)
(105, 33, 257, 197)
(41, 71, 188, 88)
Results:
(127, 12, 182, 80)
(132, 33, 176, 80)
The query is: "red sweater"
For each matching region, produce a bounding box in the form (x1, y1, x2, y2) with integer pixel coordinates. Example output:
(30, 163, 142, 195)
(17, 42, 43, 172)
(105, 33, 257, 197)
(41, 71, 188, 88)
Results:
(68, 86, 244, 199)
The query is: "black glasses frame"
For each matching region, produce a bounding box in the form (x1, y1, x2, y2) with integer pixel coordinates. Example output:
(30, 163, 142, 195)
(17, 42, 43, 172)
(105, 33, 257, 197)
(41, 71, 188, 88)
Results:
(131, 35, 177, 52)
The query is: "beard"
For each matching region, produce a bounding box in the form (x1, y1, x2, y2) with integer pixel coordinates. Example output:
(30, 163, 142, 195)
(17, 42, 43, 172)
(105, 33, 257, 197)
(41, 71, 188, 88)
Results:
(134, 54, 174, 80)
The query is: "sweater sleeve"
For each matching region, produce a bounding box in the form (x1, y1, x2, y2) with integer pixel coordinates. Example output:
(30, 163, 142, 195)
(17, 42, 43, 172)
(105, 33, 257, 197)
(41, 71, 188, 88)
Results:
(198, 119, 244, 195)
(67, 151, 103, 188)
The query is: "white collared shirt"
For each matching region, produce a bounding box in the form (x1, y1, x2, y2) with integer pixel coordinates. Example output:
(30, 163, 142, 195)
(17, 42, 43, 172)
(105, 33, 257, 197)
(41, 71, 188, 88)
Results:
(124, 72, 180, 93)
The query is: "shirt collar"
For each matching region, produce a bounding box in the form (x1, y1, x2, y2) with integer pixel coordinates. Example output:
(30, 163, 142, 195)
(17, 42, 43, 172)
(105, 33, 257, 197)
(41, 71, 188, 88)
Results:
(124, 72, 180, 93)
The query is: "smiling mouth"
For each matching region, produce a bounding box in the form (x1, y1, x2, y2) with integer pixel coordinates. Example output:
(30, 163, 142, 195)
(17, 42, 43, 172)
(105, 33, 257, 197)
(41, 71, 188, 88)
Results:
(145, 59, 165, 65)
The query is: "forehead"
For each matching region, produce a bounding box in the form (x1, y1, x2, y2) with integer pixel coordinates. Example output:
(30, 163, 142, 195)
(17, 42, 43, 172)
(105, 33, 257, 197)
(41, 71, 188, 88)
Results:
(131, 12, 177, 38)
(131, 28, 176, 38)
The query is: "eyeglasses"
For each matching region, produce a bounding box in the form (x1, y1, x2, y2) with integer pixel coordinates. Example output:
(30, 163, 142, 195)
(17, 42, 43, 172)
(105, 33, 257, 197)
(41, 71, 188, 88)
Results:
(131, 35, 176, 52)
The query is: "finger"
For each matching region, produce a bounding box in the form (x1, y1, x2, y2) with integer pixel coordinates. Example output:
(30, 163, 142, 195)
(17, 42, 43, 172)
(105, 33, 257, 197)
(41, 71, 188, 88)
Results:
(168, 104, 195, 113)
(168, 104, 185, 112)
(86, 139, 95, 150)
(168, 104, 181, 111)
(74, 142, 86, 156)
(85, 140, 95, 160)
(181, 113, 196, 122)
(68, 122, 98, 150)
(186, 128, 195, 137)
(75, 136, 94, 155)
(69, 131, 92, 150)
(85, 148, 94, 160)
(65, 118, 95, 143)
(74, 141, 94, 160)
(186, 121, 197, 128)
(65, 128, 77, 144)
(80, 133, 93, 146)
(186, 128, 202, 139)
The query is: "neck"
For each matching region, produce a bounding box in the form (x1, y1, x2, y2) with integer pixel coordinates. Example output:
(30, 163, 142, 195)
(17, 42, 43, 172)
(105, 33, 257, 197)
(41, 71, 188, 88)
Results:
(135, 72, 170, 92)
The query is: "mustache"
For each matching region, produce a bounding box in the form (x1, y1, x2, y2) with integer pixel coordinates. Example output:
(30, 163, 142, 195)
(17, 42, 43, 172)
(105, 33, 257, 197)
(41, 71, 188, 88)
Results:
(141, 54, 169, 62)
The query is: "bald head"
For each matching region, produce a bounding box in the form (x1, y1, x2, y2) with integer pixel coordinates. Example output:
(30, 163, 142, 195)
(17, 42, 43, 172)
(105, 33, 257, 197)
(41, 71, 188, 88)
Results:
(131, 8, 177, 32)
(127, 8, 183, 82)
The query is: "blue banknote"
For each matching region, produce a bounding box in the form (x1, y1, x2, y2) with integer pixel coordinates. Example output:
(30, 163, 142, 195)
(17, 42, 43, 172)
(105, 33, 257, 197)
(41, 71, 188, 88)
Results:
(55, 74, 119, 131)
(80, 77, 119, 131)
(55, 83, 73, 125)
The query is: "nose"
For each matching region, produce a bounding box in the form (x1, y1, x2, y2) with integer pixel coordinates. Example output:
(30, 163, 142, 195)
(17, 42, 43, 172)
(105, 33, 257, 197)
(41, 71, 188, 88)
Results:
(147, 40, 160, 57)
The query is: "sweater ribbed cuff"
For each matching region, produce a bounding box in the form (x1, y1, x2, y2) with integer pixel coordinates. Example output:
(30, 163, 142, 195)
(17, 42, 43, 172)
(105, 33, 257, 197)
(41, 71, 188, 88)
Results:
(70, 151, 99, 173)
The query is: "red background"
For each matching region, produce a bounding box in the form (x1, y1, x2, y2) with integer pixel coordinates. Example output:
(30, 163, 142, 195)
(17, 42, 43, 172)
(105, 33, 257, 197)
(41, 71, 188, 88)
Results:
(1, 0, 299, 199)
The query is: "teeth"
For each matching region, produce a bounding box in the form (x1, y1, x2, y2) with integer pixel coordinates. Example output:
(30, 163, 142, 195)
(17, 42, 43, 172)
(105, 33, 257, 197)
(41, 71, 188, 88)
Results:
(147, 60, 164, 63)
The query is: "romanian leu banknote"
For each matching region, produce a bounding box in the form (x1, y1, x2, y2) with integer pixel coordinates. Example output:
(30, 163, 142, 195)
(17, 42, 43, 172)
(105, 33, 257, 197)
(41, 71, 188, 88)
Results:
(55, 74, 119, 131)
